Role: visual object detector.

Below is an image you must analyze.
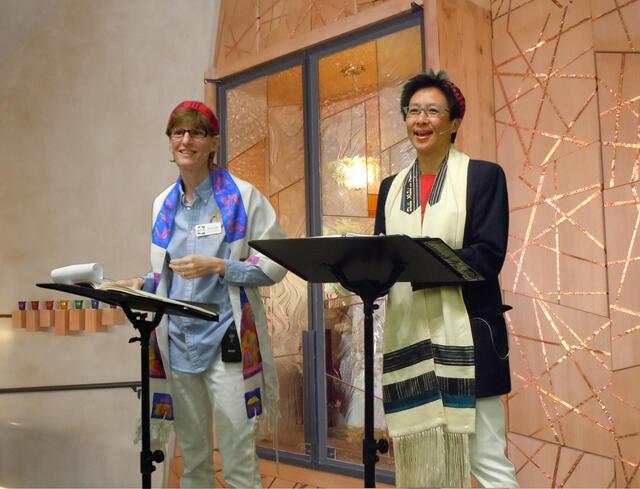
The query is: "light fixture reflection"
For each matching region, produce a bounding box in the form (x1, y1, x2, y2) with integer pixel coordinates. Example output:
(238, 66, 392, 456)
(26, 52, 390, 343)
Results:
(332, 155, 379, 190)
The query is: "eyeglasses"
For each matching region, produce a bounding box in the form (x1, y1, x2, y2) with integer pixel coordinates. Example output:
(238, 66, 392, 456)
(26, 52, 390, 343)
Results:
(170, 128, 210, 140)
(402, 104, 450, 119)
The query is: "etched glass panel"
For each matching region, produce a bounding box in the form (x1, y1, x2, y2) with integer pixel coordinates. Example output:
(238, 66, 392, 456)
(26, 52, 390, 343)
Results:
(225, 65, 308, 456)
(318, 24, 422, 467)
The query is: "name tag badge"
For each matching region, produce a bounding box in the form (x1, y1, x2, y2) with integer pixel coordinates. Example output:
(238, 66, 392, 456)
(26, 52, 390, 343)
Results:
(195, 221, 222, 237)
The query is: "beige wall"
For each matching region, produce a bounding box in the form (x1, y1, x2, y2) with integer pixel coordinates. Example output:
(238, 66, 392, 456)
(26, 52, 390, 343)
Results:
(0, 1, 218, 486)
(0, 0, 218, 310)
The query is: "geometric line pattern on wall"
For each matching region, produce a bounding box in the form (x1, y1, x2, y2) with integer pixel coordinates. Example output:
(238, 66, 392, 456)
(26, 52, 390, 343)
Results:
(505, 292, 615, 457)
(215, 0, 391, 69)
(494, 0, 640, 486)
(604, 181, 640, 372)
(507, 432, 616, 487)
(505, 291, 640, 487)
(493, 0, 607, 318)
(591, 0, 640, 53)
(596, 52, 640, 189)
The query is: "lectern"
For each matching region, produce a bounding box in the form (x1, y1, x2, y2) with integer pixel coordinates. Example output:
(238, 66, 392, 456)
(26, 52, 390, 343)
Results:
(249, 234, 482, 487)
(37, 282, 218, 489)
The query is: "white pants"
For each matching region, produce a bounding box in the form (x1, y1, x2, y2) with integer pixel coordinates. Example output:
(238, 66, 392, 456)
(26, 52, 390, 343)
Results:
(470, 396, 518, 488)
(170, 351, 262, 489)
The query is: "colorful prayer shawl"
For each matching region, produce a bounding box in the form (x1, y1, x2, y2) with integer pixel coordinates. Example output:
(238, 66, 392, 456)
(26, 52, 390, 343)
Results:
(143, 167, 286, 447)
(382, 146, 476, 488)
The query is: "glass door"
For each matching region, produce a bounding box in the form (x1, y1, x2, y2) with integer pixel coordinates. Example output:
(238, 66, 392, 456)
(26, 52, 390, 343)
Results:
(216, 10, 424, 476)
(312, 21, 423, 472)
(221, 60, 309, 458)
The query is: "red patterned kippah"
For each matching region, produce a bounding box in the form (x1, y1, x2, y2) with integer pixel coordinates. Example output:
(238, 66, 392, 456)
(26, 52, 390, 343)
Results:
(441, 80, 466, 119)
(167, 101, 220, 134)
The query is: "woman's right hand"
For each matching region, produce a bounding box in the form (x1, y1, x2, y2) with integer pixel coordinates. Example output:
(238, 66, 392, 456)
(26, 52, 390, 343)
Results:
(116, 277, 145, 290)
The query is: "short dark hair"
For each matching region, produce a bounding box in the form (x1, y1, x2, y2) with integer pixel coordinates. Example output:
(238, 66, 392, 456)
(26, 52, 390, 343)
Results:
(400, 70, 464, 142)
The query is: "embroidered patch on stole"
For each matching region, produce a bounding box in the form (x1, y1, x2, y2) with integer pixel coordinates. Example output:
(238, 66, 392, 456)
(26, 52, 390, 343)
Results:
(240, 289, 262, 379)
(151, 393, 174, 420)
(149, 331, 166, 379)
(244, 388, 263, 419)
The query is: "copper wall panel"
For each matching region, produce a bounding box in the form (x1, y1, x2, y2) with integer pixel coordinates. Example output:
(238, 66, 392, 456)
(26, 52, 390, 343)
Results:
(494, 0, 640, 484)
(505, 292, 615, 458)
(508, 432, 616, 488)
(591, 0, 640, 52)
(610, 365, 640, 487)
(604, 182, 640, 371)
(596, 53, 640, 189)
(494, 1, 598, 176)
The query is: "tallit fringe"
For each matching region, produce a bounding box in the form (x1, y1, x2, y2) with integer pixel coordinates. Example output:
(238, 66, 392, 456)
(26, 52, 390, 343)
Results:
(134, 415, 172, 449)
(393, 426, 471, 488)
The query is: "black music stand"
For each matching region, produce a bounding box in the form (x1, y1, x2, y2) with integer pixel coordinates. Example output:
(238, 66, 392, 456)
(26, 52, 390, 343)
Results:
(37, 283, 218, 489)
(249, 235, 482, 487)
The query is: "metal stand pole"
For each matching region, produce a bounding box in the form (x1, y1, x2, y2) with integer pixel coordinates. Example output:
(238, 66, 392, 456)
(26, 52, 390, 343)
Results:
(122, 306, 165, 489)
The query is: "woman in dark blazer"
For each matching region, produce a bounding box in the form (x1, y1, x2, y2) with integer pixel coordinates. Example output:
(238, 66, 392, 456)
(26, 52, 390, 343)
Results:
(373, 70, 517, 488)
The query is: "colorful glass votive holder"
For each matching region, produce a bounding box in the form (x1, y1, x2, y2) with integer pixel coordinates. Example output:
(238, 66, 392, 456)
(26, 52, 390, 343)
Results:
(91, 299, 99, 309)
(18, 301, 26, 311)
(31, 301, 39, 310)
(46, 300, 55, 310)
(59, 300, 69, 310)
(74, 300, 84, 310)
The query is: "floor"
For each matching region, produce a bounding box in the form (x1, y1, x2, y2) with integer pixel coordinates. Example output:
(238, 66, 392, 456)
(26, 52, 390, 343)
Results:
(167, 453, 394, 488)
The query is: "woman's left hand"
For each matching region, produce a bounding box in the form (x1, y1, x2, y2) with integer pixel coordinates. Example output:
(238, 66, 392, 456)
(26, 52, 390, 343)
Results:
(169, 255, 226, 279)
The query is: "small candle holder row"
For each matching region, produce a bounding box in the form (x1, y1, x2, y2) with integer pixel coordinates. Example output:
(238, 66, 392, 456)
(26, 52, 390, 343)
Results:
(12, 300, 125, 336)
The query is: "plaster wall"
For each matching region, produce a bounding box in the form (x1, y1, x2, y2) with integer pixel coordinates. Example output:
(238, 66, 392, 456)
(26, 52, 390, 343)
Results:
(0, 1, 218, 486)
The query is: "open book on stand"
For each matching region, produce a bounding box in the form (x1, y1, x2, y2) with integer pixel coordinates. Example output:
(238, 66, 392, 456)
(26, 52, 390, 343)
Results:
(49, 263, 218, 318)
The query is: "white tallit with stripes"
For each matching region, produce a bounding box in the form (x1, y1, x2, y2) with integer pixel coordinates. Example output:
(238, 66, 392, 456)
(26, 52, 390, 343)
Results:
(382, 146, 476, 488)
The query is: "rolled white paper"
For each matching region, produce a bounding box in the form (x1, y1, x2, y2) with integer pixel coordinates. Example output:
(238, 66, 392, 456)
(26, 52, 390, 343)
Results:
(51, 263, 104, 284)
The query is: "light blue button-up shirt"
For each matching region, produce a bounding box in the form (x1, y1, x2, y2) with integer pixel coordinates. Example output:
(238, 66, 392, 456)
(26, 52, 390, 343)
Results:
(164, 176, 274, 373)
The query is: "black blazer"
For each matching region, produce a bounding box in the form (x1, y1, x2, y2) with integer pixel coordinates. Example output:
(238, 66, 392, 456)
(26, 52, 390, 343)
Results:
(374, 159, 512, 398)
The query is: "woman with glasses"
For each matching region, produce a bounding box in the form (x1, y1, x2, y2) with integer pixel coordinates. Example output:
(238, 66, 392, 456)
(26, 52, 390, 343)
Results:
(123, 101, 286, 488)
(374, 71, 517, 488)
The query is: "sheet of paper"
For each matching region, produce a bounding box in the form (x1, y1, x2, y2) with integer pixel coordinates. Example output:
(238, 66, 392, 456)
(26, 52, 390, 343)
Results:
(51, 263, 104, 284)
